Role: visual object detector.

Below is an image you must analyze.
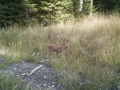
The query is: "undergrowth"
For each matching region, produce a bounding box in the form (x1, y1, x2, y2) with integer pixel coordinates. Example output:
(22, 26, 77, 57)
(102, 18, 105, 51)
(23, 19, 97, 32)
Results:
(0, 73, 32, 90)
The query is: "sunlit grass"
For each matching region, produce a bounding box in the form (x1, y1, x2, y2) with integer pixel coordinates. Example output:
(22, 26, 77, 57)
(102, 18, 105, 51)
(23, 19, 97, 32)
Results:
(0, 14, 120, 90)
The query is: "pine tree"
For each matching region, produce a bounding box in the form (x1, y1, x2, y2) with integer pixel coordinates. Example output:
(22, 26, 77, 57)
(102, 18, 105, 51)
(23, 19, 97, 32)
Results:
(82, 0, 91, 15)
(0, 0, 30, 27)
(94, 0, 120, 13)
(71, 0, 80, 16)
(31, 0, 73, 25)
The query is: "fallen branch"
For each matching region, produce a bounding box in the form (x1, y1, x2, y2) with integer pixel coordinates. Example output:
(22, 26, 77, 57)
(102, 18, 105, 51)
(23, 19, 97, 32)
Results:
(28, 65, 43, 76)
(21, 65, 43, 76)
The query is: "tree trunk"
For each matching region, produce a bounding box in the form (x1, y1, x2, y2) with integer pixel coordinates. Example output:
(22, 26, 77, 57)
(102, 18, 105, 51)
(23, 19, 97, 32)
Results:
(90, 0, 93, 16)
(79, 0, 83, 12)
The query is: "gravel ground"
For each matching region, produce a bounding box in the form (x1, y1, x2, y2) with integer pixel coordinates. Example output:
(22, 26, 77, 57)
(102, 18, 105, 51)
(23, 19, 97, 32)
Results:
(1, 60, 63, 90)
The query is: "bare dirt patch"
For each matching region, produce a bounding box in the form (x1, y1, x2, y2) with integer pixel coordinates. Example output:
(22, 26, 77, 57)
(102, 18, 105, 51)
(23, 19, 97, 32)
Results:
(1, 60, 63, 90)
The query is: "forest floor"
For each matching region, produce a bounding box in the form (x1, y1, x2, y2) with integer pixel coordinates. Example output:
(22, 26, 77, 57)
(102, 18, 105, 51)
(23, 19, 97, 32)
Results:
(0, 60, 63, 90)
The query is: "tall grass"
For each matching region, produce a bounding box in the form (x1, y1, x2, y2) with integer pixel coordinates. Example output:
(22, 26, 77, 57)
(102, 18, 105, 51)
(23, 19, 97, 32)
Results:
(0, 15, 120, 90)
(0, 73, 32, 90)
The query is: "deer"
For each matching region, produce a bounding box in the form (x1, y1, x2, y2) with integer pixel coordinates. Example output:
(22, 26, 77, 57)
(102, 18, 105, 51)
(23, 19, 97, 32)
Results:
(47, 43, 69, 58)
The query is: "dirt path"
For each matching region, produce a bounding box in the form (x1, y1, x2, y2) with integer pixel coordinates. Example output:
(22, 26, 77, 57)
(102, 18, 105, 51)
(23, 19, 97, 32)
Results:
(1, 60, 63, 90)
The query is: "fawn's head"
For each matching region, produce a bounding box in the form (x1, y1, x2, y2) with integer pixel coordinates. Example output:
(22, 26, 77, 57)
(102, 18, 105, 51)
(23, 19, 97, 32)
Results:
(62, 43, 69, 51)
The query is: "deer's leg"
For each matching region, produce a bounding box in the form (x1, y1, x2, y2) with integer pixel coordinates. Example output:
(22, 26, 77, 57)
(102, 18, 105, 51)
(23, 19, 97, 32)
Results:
(48, 51, 52, 60)
(47, 49, 51, 60)
(57, 50, 62, 59)
(56, 52, 59, 59)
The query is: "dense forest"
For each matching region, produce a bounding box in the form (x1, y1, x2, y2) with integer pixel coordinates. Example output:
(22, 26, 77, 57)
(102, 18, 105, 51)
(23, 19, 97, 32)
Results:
(0, 0, 120, 27)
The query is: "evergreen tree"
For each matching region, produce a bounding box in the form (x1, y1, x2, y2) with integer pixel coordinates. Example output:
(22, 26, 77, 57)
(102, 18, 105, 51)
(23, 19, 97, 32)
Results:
(0, 0, 27, 27)
(1, 0, 120, 27)
(31, 0, 73, 25)
(94, 0, 120, 13)
(109, 0, 120, 13)
(23, 0, 37, 24)
(82, 0, 91, 15)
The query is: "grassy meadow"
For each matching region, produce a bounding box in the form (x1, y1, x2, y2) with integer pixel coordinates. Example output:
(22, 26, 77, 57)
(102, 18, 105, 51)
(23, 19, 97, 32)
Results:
(0, 15, 120, 90)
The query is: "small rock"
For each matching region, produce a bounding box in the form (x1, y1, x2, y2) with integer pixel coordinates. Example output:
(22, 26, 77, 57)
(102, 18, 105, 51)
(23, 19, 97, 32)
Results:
(17, 75, 20, 77)
(48, 86, 52, 89)
(118, 86, 120, 90)
(53, 82, 55, 84)
(52, 85, 55, 88)
(44, 76, 47, 79)
(21, 73, 28, 76)
(20, 61, 25, 63)
(0, 58, 4, 63)
(32, 52, 40, 57)
(43, 84, 47, 87)
(58, 84, 61, 86)
(13, 67, 17, 70)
